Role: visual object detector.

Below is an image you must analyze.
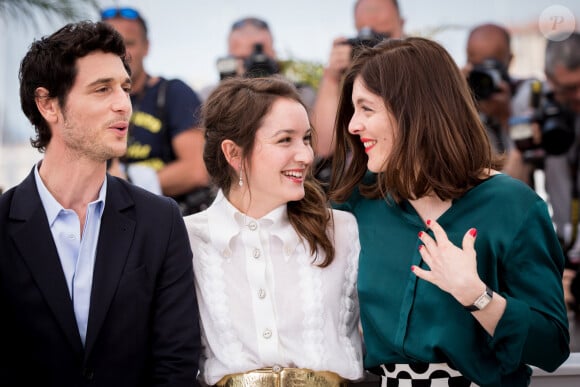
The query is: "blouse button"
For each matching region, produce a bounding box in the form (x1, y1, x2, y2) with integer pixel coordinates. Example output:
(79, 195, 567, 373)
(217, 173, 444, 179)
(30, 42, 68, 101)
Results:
(258, 288, 266, 299)
(252, 248, 261, 258)
(263, 329, 272, 339)
(248, 221, 257, 231)
(284, 246, 292, 256)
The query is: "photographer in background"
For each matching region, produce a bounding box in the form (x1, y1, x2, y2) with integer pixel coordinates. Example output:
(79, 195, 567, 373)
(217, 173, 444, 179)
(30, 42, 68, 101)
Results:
(464, 23, 536, 185)
(311, 0, 404, 186)
(102, 7, 212, 215)
(539, 32, 580, 313)
(218, 17, 279, 79)
(200, 17, 315, 108)
(465, 24, 513, 154)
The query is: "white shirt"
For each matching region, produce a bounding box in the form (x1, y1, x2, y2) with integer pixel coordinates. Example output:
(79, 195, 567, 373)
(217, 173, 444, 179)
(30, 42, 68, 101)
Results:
(184, 191, 363, 385)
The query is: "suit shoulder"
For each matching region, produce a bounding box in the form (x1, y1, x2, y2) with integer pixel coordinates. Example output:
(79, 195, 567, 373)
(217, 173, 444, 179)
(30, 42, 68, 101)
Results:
(114, 176, 171, 203)
(110, 177, 181, 221)
(0, 186, 16, 215)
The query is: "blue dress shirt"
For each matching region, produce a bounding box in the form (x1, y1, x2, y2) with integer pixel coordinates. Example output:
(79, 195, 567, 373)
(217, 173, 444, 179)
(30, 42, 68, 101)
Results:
(34, 163, 106, 345)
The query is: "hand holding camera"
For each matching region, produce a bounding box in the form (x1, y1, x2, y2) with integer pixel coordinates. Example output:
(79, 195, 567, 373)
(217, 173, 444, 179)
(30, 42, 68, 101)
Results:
(323, 28, 389, 84)
(510, 81, 575, 156)
(467, 58, 511, 100)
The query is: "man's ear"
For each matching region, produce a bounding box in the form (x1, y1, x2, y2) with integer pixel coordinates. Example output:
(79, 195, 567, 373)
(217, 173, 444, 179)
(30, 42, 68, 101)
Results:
(221, 139, 243, 169)
(35, 87, 60, 124)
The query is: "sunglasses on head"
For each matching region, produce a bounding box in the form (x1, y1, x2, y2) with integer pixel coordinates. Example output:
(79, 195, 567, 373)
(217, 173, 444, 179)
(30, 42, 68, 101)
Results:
(231, 17, 269, 31)
(100, 7, 141, 21)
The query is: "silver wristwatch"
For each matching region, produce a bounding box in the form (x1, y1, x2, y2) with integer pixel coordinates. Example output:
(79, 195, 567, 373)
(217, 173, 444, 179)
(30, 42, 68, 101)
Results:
(464, 286, 493, 311)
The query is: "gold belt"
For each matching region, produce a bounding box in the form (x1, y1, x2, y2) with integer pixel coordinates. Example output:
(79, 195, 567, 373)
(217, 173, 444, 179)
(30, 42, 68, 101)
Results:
(215, 366, 348, 387)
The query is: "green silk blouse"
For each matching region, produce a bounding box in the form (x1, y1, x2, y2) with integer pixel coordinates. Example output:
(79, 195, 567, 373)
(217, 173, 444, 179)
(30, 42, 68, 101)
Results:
(337, 173, 570, 386)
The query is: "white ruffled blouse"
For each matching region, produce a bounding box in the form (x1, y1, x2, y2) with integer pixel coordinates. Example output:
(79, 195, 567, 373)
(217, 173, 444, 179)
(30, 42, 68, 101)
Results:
(184, 190, 363, 385)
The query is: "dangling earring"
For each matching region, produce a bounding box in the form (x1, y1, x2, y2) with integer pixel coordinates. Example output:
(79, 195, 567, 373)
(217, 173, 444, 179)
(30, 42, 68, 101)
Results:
(238, 165, 243, 187)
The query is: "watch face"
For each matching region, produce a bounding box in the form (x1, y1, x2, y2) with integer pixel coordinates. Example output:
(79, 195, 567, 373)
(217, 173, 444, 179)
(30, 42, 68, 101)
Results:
(464, 286, 493, 311)
(473, 287, 493, 310)
(474, 294, 492, 310)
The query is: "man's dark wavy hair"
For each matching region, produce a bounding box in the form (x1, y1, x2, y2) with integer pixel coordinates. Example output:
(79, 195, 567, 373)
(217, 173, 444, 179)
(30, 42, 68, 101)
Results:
(19, 21, 130, 152)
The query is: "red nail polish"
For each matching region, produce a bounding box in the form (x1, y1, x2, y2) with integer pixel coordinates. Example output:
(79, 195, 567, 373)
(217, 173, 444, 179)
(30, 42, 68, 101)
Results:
(426, 219, 431, 226)
(411, 266, 415, 272)
(469, 228, 477, 237)
(418, 231, 423, 238)
(418, 245, 423, 251)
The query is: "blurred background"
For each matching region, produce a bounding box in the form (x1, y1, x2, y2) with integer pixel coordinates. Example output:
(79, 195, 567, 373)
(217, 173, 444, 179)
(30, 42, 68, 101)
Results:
(1, 0, 579, 190)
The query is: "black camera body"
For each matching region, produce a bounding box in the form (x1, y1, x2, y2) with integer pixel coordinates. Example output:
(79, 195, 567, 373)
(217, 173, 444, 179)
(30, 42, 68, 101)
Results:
(347, 27, 389, 47)
(243, 43, 279, 78)
(532, 92, 576, 155)
(510, 86, 575, 156)
(345, 27, 389, 57)
(216, 43, 278, 80)
(467, 58, 510, 100)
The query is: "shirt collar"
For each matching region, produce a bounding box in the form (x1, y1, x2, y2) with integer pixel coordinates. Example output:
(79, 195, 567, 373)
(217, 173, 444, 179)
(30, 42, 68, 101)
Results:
(34, 161, 107, 226)
(207, 190, 302, 261)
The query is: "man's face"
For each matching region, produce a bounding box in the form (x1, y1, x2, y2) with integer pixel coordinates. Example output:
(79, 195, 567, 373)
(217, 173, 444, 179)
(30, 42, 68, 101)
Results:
(105, 17, 149, 81)
(228, 26, 275, 59)
(354, 0, 404, 38)
(52, 51, 132, 161)
(466, 29, 511, 70)
(548, 64, 580, 114)
(227, 26, 275, 76)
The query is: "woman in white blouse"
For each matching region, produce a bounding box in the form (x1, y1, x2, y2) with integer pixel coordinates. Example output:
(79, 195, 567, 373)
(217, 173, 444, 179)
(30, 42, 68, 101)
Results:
(184, 76, 363, 387)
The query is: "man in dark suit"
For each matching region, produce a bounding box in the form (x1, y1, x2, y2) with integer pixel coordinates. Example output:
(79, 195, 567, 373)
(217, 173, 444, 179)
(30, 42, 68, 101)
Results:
(0, 21, 201, 386)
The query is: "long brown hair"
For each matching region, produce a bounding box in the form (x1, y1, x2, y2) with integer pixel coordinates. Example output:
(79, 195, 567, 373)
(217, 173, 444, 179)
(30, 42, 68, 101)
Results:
(329, 37, 504, 204)
(203, 76, 335, 266)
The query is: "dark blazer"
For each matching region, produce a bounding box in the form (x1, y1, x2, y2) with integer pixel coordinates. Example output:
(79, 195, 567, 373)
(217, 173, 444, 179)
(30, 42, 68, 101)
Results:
(0, 169, 201, 387)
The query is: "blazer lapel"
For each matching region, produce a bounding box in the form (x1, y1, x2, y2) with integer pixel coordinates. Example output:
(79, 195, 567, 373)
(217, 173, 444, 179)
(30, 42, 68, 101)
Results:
(9, 170, 83, 354)
(84, 176, 136, 357)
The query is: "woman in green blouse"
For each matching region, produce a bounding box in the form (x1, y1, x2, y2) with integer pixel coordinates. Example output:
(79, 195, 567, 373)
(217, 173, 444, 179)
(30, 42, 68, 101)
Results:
(328, 37, 570, 386)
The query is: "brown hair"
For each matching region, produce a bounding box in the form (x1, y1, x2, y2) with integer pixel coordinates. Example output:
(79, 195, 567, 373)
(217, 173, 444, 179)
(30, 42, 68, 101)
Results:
(202, 76, 335, 266)
(329, 37, 503, 204)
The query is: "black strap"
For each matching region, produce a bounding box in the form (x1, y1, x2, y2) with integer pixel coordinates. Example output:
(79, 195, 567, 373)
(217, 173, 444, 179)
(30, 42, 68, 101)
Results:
(155, 78, 175, 164)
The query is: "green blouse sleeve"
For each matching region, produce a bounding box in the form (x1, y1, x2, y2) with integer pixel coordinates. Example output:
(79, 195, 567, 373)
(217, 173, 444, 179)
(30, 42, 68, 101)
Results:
(489, 200, 570, 373)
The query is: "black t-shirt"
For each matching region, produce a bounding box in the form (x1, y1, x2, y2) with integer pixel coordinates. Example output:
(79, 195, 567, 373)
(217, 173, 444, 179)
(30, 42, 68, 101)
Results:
(125, 78, 202, 170)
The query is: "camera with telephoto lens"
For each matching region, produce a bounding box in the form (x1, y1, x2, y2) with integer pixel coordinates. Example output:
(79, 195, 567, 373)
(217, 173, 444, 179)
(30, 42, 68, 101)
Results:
(345, 27, 390, 56)
(216, 43, 279, 80)
(243, 43, 279, 77)
(467, 58, 510, 100)
(510, 86, 575, 156)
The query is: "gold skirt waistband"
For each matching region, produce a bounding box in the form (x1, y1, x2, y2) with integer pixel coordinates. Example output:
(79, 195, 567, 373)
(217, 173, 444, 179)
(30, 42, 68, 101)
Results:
(215, 366, 348, 387)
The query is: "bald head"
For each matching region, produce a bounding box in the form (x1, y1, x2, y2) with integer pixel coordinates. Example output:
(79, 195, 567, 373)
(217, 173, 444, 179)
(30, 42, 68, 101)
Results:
(466, 23, 512, 68)
(354, 0, 404, 38)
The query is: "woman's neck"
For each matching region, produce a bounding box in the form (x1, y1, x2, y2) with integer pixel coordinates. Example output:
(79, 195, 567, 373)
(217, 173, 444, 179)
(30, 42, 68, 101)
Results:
(408, 195, 452, 225)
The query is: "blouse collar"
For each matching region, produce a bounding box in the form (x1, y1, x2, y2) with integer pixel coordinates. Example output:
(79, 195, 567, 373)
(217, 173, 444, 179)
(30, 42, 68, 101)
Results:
(206, 190, 303, 261)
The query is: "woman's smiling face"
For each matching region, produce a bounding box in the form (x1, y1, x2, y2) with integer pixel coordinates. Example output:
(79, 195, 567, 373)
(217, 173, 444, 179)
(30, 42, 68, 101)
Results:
(245, 97, 314, 213)
(348, 75, 397, 173)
